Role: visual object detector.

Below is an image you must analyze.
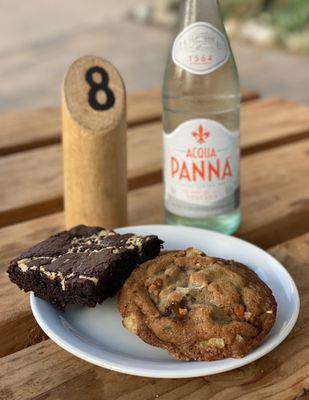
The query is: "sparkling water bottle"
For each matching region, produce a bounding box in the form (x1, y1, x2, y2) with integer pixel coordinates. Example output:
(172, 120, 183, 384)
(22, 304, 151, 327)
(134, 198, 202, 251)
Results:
(162, 0, 241, 234)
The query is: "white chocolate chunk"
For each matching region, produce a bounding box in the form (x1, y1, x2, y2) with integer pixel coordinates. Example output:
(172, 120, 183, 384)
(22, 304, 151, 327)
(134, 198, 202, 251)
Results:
(236, 334, 244, 342)
(244, 311, 252, 320)
(125, 236, 144, 254)
(17, 259, 31, 272)
(78, 275, 98, 285)
(123, 315, 139, 334)
(175, 287, 190, 296)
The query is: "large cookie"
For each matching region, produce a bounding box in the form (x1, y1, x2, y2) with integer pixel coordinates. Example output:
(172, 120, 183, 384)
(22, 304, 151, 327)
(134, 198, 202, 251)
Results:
(118, 248, 277, 361)
(8, 225, 163, 310)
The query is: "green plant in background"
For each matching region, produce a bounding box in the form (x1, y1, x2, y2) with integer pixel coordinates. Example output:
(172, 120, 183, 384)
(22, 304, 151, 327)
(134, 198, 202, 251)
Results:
(220, 0, 309, 52)
(221, 0, 309, 31)
(271, 0, 309, 33)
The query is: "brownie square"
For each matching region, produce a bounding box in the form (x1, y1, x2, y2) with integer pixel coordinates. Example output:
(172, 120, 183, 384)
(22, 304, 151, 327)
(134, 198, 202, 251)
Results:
(8, 225, 163, 310)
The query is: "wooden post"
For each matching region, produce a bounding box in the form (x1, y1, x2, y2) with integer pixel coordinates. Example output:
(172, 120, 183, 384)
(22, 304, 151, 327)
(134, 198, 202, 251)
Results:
(62, 55, 127, 229)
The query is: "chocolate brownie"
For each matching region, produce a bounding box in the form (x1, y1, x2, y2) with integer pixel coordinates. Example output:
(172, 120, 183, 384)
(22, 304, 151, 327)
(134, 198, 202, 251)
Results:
(118, 248, 277, 361)
(8, 225, 163, 310)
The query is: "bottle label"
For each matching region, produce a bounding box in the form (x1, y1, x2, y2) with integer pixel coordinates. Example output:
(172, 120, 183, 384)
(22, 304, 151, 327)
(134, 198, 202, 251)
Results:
(163, 119, 240, 218)
(172, 22, 230, 75)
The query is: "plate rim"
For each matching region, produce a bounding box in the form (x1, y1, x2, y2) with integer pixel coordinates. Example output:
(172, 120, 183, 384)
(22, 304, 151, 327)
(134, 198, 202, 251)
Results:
(30, 224, 300, 379)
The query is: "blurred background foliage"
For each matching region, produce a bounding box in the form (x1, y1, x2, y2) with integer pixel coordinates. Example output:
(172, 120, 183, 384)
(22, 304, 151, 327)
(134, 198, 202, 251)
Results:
(221, 0, 309, 52)
(223, 0, 309, 30)
(136, 0, 309, 53)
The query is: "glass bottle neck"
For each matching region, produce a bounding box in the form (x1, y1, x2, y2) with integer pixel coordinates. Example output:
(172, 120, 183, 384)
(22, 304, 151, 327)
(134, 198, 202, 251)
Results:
(178, 0, 223, 30)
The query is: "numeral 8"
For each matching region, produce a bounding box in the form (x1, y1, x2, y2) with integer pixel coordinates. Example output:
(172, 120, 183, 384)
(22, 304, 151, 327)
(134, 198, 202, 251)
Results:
(85, 66, 115, 111)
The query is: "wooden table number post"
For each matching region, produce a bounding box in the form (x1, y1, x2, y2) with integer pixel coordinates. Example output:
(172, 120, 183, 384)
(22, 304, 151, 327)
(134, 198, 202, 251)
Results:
(62, 55, 127, 229)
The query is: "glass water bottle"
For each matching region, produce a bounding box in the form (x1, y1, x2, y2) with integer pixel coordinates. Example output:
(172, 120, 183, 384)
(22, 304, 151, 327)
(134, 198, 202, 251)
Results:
(162, 0, 241, 234)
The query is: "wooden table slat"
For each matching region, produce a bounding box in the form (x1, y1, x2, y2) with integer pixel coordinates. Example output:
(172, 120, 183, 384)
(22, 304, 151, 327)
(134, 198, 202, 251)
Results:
(0, 120, 164, 228)
(0, 90, 161, 157)
(1, 233, 308, 400)
(2, 98, 309, 228)
(0, 89, 259, 157)
(240, 97, 309, 155)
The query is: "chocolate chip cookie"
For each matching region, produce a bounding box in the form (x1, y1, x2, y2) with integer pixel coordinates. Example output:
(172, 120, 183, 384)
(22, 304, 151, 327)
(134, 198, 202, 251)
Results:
(118, 248, 277, 361)
(8, 225, 163, 310)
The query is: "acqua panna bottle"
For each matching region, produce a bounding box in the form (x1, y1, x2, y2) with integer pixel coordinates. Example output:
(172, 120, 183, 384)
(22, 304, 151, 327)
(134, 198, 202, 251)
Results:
(162, 0, 241, 234)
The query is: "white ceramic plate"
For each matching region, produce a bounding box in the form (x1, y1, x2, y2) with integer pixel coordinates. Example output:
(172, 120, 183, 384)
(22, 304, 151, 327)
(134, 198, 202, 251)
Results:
(31, 225, 299, 379)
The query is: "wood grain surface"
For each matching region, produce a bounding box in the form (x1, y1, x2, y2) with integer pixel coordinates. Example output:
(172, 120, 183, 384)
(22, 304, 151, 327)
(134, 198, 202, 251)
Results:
(1, 98, 309, 228)
(0, 89, 259, 157)
(0, 124, 163, 227)
(0, 91, 160, 156)
(0, 233, 307, 400)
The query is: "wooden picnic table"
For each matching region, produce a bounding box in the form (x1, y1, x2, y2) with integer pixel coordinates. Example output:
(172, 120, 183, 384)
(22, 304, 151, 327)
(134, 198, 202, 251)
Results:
(0, 89, 309, 400)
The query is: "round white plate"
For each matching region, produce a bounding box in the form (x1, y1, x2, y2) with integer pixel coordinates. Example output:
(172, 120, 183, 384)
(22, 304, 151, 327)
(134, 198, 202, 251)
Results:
(31, 225, 299, 379)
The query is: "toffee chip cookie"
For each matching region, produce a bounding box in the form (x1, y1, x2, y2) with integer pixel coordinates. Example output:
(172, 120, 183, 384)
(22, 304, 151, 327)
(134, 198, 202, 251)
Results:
(118, 248, 277, 361)
(8, 225, 162, 310)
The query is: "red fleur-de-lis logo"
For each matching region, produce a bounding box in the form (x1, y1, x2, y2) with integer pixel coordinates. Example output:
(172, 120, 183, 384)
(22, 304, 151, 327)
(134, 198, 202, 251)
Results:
(192, 124, 210, 144)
